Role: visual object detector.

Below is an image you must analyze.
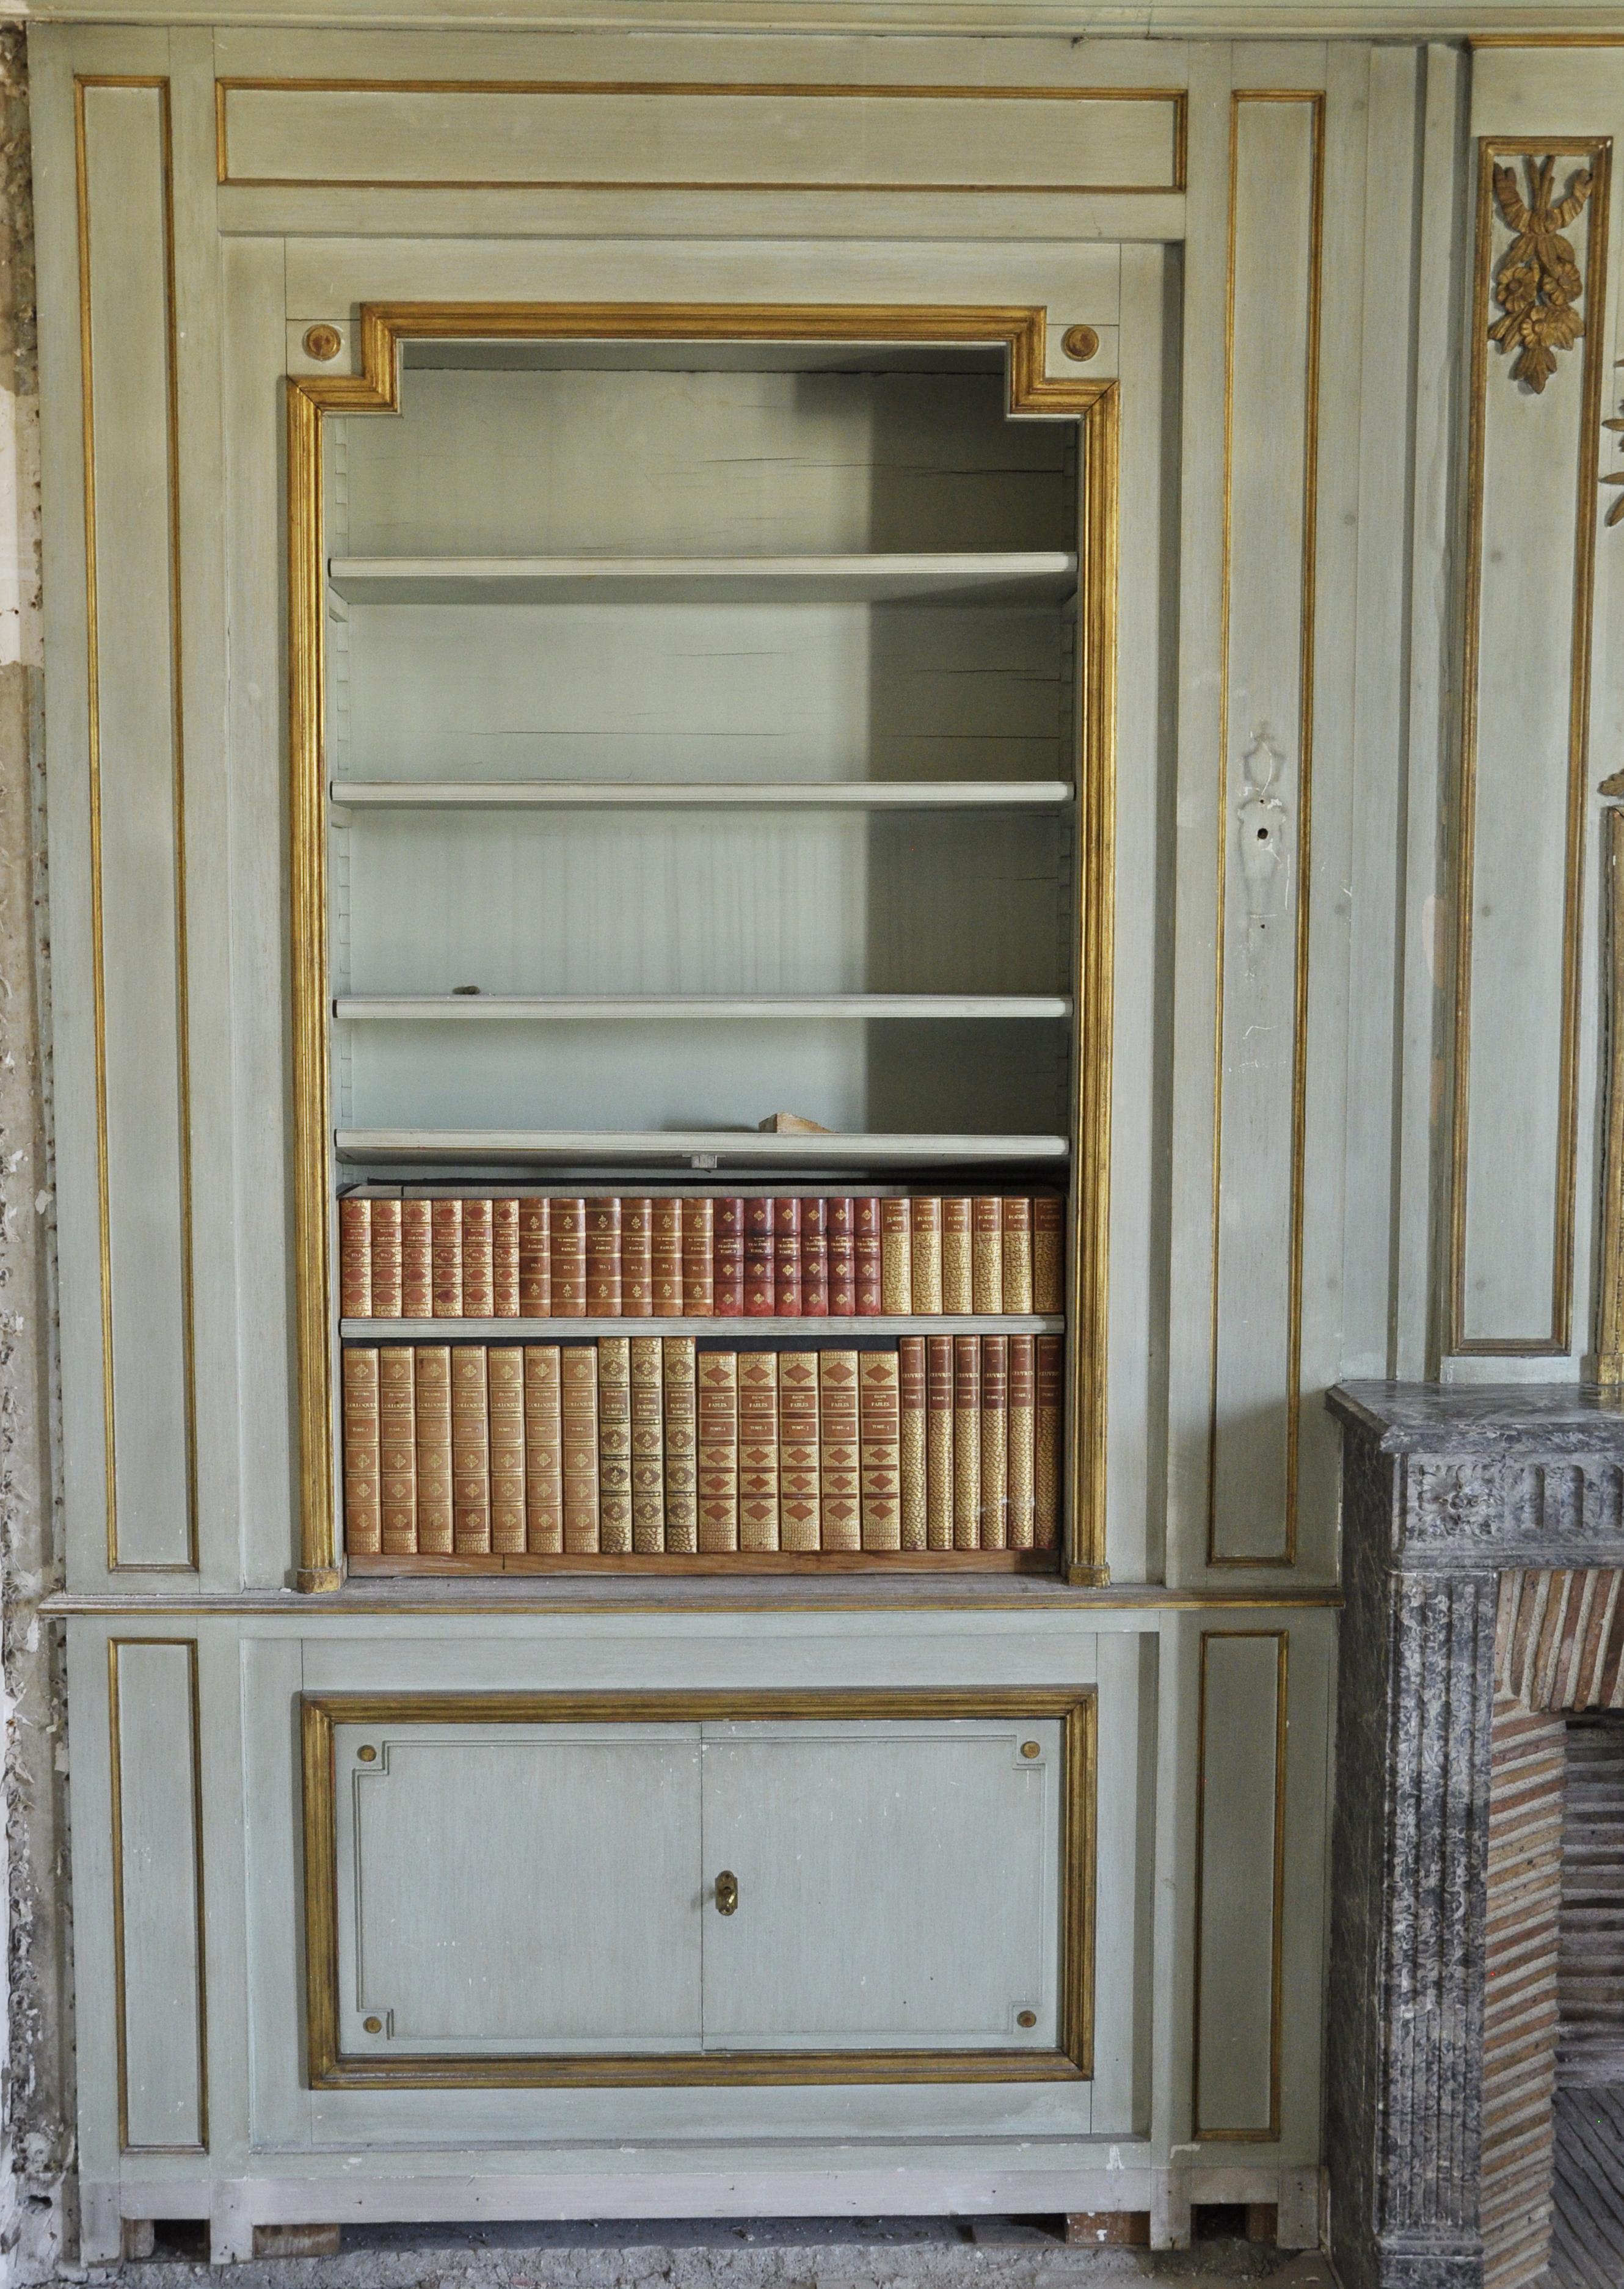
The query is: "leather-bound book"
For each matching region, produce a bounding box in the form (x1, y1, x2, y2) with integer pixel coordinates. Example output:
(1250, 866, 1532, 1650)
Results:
(1033, 1195, 1065, 1315)
(801, 1197, 829, 1318)
(979, 1335, 1009, 1550)
(431, 1197, 463, 1318)
(826, 1197, 856, 1316)
(652, 1199, 684, 1315)
(879, 1198, 912, 1315)
(662, 1337, 697, 1553)
(696, 1351, 739, 1552)
(341, 1346, 381, 1555)
(491, 1198, 520, 1317)
(737, 1351, 779, 1551)
(450, 1343, 492, 1553)
(518, 1196, 550, 1317)
(413, 1346, 454, 1555)
(859, 1349, 902, 1550)
(897, 1337, 928, 1552)
(854, 1199, 883, 1316)
(560, 1345, 600, 1551)
(630, 1335, 665, 1553)
(1007, 1335, 1037, 1550)
(586, 1197, 623, 1316)
(622, 1198, 654, 1317)
(910, 1197, 942, 1315)
(710, 1196, 742, 1316)
(550, 1197, 587, 1318)
(925, 1335, 954, 1552)
(684, 1197, 718, 1316)
(1035, 1336, 1063, 1550)
(597, 1337, 633, 1555)
(743, 1197, 774, 1316)
(818, 1350, 861, 1551)
(338, 1196, 372, 1320)
(401, 1199, 433, 1320)
(378, 1345, 417, 1556)
(952, 1335, 982, 1550)
(1000, 1197, 1033, 1315)
(461, 1198, 495, 1319)
(777, 1351, 820, 1551)
(772, 1196, 802, 1318)
(941, 1199, 973, 1315)
(370, 1199, 403, 1319)
(522, 1346, 563, 1553)
(487, 1346, 526, 1553)
(971, 1198, 1002, 1313)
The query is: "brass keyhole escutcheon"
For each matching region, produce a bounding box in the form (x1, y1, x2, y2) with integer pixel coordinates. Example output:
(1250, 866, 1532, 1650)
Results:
(715, 1870, 739, 1916)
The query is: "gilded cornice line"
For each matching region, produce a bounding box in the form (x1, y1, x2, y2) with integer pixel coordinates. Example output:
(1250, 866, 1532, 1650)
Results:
(1488, 154, 1595, 395)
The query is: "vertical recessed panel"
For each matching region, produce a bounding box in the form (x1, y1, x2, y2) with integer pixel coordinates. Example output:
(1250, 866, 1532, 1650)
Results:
(1193, 1630, 1284, 2139)
(1452, 139, 1610, 1354)
(79, 81, 195, 1567)
(110, 1640, 206, 2150)
(1210, 94, 1323, 1562)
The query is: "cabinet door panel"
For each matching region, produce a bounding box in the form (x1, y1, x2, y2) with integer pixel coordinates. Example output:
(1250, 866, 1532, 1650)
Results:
(333, 1720, 702, 2054)
(700, 1718, 1063, 2050)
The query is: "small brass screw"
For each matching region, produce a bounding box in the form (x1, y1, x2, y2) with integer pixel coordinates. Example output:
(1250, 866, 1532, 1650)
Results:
(357, 1745, 377, 1762)
(1062, 325, 1100, 363)
(1020, 1741, 1041, 1759)
(363, 2016, 382, 2034)
(303, 323, 343, 362)
(1017, 2010, 1038, 2029)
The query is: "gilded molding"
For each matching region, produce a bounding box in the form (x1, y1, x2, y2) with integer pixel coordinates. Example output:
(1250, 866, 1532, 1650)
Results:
(1488, 154, 1595, 393)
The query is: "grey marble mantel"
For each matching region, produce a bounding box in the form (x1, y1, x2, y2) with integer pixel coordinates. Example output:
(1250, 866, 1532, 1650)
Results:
(1325, 1382, 1624, 2289)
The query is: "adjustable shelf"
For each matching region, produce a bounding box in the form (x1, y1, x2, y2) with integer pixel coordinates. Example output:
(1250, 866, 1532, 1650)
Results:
(334, 994, 1072, 1023)
(341, 1315, 1065, 1340)
(333, 1131, 1071, 1166)
(330, 779, 1076, 811)
(327, 552, 1079, 607)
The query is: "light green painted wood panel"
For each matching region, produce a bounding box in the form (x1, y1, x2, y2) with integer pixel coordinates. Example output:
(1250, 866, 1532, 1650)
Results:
(1193, 1630, 1283, 2140)
(112, 1640, 206, 2149)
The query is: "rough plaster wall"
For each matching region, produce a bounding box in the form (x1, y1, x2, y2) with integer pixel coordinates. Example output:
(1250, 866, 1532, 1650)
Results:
(0, 29, 69, 2289)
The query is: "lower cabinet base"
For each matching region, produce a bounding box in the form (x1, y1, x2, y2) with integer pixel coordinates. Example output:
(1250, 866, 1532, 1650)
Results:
(80, 2164, 1325, 2267)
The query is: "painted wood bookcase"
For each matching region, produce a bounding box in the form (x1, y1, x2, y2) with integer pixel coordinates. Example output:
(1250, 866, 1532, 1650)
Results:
(38, 10, 1588, 2264)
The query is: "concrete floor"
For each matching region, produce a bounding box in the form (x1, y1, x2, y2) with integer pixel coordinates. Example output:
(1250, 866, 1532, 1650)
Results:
(112, 2221, 1336, 2289)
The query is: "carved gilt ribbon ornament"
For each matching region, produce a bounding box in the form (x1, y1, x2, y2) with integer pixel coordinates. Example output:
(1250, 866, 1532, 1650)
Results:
(1488, 154, 1595, 394)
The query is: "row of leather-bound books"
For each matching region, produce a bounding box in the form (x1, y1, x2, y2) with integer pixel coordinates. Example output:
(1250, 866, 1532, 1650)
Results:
(342, 1335, 1063, 1558)
(338, 1191, 1064, 1320)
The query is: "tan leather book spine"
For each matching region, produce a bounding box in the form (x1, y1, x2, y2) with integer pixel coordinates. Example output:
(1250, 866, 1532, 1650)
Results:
(859, 1349, 902, 1550)
(413, 1346, 453, 1554)
(518, 1196, 551, 1316)
(652, 1198, 683, 1315)
(971, 1198, 1002, 1313)
(879, 1197, 912, 1315)
(401, 1199, 433, 1320)
(952, 1335, 982, 1550)
(737, 1351, 779, 1551)
(818, 1350, 861, 1551)
(777, 1350, 820, 1551)
(378, 1345, 417, 1555)
(683, 1197, 716, 1316)
(696, 1350, 738, 1553)
(586, 1197, 623, 1316)
(910, 1197, 942, 1315)
(1033, 1195, 1065, 1315)
(630, 1335, 665, 1553)
(980, 1335, 1009, 1549)
(450, 1343, 492, 1553)
(550, 1197, 588, 1318)
(368, 1200, 401, 1320)
(622, 1198, 655, 1318)
(491, 1198, 521, 1318)
(560, 1345, 600, 1551)
(341, 1347, 381, 1555)
(522, 1346, 563, 1553)
(339, 1196, 372, 1320)
(431, 1197, 463, 1318)
(1036, 1335, 1063, 1550)
(461, 1198, 495, 1319)
(897, 1336, 928, 1552)
(941, 1199, 973, 1315)
(925, 1335, 954, 1552)
(597, 1337, 633, 1555)
(662, 1337, 697, 1553)
(1000, 1197, 1033, 1315)
(1007, 1334, 1036, 1550)
(487, 1346, 526, 1553)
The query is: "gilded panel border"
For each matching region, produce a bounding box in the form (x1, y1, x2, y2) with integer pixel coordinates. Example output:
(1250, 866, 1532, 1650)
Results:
(300, 1685, 1097, 2088)
(287, 302, 1119, 1595)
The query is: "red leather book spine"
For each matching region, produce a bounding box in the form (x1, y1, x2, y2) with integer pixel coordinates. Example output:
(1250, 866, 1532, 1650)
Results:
(400, 1199, 433, 1320)
(743, 1197, 775, 1317)
(490, 1197, 520, 1318)
(772, 1196, 802, 1318)
(682, 1197, 715, 1318)
(550, 1197, 587, 1318)
(801, 1196, 829, 1318)
(431, 1198, 463, 1319)
(369, 1198, 403, 1318)
(652, 1199, 684, 1315)
(517, 1197, 550, 1316)
(854, 1197, 882, 1316)
(460, 1198, 495, 1319)
(621, 1197, 655, 1317)
(338, 1196, 371, 1320)
(585, 1196, 622, 1316)
(826, 1197, 856, 1317)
